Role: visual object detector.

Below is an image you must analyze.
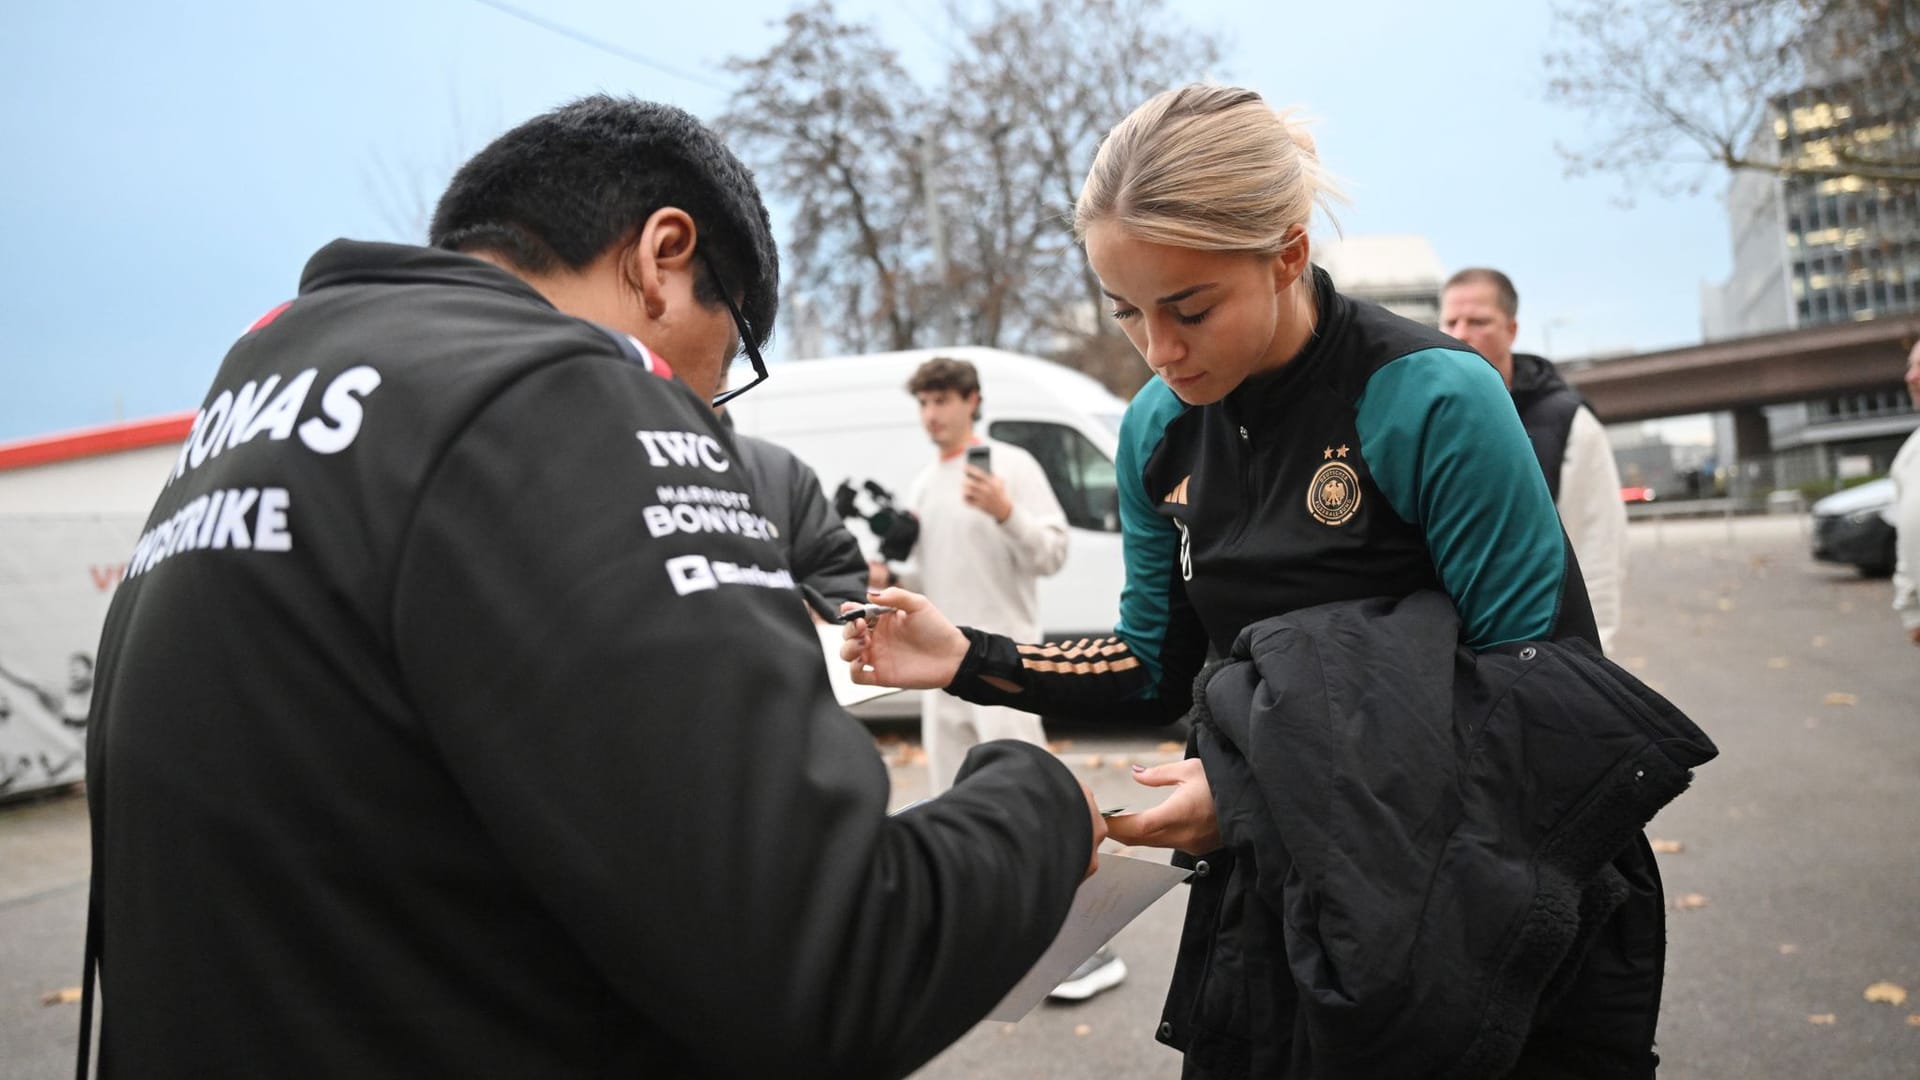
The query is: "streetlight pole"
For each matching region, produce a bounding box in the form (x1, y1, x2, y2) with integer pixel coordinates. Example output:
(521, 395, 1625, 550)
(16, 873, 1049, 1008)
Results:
(916, 127, 952, 346)
(1541, 315, 1573, 360)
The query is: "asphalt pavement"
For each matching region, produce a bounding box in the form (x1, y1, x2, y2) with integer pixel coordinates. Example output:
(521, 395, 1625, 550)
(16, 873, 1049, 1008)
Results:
(1610, 515, 1919, 1080)
(2, 514, 1915, 1078)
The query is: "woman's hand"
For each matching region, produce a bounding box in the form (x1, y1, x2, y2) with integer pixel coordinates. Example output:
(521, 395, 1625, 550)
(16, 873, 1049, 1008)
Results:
(1104, 758, 1222, 855)
(839, 587, 971, 689)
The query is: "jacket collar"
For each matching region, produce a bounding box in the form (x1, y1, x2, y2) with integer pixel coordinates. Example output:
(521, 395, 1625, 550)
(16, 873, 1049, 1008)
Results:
(1223, 265, 1346, 428)
(1508, 353, 1575, 406)
(298, 240, 556, 310)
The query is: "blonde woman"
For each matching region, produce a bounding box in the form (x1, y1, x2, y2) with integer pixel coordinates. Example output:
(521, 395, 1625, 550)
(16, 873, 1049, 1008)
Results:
(846, 84, 1673, 1077)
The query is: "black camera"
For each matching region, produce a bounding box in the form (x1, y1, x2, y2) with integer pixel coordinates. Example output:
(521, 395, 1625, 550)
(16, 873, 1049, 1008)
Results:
(833, 479, 921, 562)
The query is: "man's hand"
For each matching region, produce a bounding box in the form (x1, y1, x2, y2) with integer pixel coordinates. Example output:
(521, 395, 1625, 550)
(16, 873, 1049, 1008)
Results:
(840, 587, 970, 689)
(962, 466, 1013, 523)
(1104, 758, 1222, 856)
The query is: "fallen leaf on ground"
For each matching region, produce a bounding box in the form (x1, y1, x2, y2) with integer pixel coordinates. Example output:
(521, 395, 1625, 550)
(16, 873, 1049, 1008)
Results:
(1865, 982, 1909, 1006)
(1084, 754, 1104, 768)
(1779, 943, 1800, 955)
(1906, 1015, 1920, 1027)
(1649, 839, 1685, 854)
(1073, 1024, 1092, 1037)
(1109, 756, 1132, 769)
(1823, 692, 1859, 706)
(1672, 893, 1710, 911)
(1156, 741, 1183, 752)
(41, 988, 81, 1006)
(1766, 657, 1790, 670)
(1808, 1014, 1837, 1025)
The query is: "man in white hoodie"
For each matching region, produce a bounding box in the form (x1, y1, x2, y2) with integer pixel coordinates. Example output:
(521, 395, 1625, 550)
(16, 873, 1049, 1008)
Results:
(1890, 339, 1920, 645)
(883, 356, 1130, 1003)
(887, 356, 1071, 793)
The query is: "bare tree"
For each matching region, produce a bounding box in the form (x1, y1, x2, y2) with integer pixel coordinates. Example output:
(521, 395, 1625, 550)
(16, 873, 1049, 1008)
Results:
(1546, 0, 1920, 194)
(719, 0, 1222, 393)
(718, 3, 939, 353)
(941, 0, 1221, 394)
(363, 92, 500, 242)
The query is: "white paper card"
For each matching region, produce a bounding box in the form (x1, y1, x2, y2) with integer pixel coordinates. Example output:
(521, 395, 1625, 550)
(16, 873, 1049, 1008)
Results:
(816, 623, 902, 708)
(986, 851, 1192, 1022)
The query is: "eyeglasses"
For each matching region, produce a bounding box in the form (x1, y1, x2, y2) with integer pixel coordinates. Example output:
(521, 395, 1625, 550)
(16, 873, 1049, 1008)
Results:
(701, 250, 767, 409)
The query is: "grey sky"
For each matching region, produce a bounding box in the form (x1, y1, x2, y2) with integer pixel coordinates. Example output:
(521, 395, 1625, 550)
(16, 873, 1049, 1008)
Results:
(0, 0, 1732, 442)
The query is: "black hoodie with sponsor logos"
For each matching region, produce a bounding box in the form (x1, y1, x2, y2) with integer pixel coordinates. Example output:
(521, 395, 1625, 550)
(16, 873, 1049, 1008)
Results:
(84, 241, 1089, 1079)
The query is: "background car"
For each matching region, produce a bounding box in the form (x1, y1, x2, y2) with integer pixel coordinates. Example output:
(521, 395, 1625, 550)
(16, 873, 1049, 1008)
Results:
(1809, 477, 1898, 576)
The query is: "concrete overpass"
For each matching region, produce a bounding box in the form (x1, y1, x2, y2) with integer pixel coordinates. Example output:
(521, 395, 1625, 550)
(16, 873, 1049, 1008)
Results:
(1563, 313, 1920, 461)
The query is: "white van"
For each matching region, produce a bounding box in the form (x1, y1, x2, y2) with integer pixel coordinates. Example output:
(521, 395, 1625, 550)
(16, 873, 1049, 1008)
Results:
(727, 347, 1133, 717)
(0, 414, 190, 800)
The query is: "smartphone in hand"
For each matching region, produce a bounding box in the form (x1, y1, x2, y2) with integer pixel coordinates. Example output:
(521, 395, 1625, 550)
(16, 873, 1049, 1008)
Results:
(965, 444, 992, 475)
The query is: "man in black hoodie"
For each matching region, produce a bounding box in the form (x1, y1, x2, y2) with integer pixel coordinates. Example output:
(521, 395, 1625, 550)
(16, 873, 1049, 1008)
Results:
(83, 96, 1101, 1080)
(1442, 267, 1629, 652)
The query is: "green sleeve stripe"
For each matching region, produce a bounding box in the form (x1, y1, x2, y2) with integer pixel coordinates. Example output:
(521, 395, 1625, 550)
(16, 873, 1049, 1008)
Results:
(1112, 378, 1187, 685)
(1356, 347, 1565, 647)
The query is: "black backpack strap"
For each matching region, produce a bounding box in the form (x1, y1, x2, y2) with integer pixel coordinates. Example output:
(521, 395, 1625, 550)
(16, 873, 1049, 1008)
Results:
(75, 868, 98, 1077)
(77, 722, 106, 1077)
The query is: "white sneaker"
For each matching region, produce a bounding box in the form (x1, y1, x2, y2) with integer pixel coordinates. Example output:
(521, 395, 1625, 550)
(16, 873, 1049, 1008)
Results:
(1047, 948, 1128, 1001)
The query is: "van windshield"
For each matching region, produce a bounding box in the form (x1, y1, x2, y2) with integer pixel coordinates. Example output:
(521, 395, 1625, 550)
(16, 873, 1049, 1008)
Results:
(988, 420, 1121, 533)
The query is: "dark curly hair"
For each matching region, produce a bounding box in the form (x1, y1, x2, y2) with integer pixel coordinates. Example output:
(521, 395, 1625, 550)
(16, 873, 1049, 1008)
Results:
(429, 95, 778, 351)
(905, 357, 982, 420)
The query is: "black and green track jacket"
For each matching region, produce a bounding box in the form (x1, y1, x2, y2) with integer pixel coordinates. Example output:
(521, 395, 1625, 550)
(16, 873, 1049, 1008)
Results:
(946, 269, 1656, 1079)
(948, 267, 1597, 721)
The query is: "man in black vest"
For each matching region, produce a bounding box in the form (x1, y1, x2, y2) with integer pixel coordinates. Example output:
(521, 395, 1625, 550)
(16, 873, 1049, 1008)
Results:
(1441, 268, 1628, 651)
